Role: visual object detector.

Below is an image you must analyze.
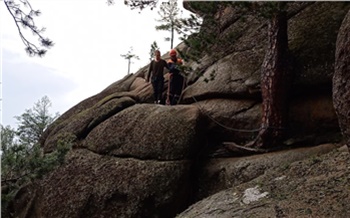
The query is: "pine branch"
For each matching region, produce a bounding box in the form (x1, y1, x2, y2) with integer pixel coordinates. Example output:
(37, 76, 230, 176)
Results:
(1, 172, 31, 184)
(4, 0, 53, 57)
(124, 0, 158, 10)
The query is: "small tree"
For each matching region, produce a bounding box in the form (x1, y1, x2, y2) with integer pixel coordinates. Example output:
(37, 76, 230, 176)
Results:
(1, 96, 70, 217)
(4, 0, 53, 56)
(1, 125, 16, 154)
(121, 47, 140, 74)
(15, 96, 59, 147)
(149, 41, 160, 61)
(155, 0, 182, 49)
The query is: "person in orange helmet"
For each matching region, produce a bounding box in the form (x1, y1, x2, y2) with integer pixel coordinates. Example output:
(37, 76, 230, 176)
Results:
(166, 49, 184, 105)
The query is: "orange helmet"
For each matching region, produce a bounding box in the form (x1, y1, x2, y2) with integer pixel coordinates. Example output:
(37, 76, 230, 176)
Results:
(169, 49, 177, 56)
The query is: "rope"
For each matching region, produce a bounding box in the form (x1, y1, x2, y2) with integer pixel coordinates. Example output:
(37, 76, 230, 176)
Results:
(191, 96, 286, 133)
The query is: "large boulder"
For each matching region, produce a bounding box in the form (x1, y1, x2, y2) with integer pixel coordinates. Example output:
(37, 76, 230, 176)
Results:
(177, 145, 350, 218)
(82, 104, 205, 160)
(41, 74, 137, 152)
(195, 143, 339, 200)
(13, 149, 193, 218)
(13, 104, 206, 218)
(43, 96, 136, 152)
(180, 2, 348, 143)
(191, 99, 261, 143)
(333, 9, 350, 149)
(182, 2, 349, 93)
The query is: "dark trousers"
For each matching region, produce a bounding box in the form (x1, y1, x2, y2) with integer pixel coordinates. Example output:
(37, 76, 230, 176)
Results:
(168, 74, 184, 105)
(152, 77, 164, 102)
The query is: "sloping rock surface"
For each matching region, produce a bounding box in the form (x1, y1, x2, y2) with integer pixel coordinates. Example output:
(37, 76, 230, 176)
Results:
(9, 2, 350, 218)
(177, 145, 350, 218)
(82, 104, 204, 160)
(14, 149, 193, 218)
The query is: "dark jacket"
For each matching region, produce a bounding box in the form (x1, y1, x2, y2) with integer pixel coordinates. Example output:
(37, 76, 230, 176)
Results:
(147, 59, 168, 82)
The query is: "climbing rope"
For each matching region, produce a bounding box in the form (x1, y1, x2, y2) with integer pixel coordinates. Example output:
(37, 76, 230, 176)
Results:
(191, 96, 286, 133)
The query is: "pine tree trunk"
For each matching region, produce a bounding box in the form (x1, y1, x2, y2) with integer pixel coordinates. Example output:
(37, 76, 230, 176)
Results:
(256, 11, 289, 149)
(171, 25, 174, 49)
(333, 10, 350, 150)
(127, 59, 131, 74)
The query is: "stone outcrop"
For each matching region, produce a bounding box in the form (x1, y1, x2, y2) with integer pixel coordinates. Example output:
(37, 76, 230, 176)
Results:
(9, 2, 350, 218)
(177, 145, 350, 218)
(14, 149, 193, 218)
(82, 104, 204, 160)
(333, 9, 350, 149)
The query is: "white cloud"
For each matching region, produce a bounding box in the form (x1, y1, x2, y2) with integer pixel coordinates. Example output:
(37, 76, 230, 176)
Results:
(1, 0, 193, 128)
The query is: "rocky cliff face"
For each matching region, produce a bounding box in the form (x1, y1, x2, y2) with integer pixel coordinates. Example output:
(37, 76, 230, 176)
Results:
(10, 2, 350, 217)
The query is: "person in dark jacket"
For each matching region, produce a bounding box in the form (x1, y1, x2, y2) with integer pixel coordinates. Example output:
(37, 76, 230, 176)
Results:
(147, 50, 169, 104)
(166, 49, 184, 105)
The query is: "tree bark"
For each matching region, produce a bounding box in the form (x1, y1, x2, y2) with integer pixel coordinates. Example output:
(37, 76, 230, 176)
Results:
(171, 24, 174, 49)
(256, 11, 289, 149)
(128, 59, 131, 74)
(333, 10, 350, 150)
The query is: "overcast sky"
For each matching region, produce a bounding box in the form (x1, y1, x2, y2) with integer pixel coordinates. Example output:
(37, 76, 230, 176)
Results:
(1, 0, 192, 128)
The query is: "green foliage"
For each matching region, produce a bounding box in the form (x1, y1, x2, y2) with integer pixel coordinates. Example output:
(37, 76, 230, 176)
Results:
(155, 0, 182, 49)
(15, 96, 59, 147)
(1, 126, 16, 150)
(179, 13, 202, 39)
(1, 96, 71, 217)
(123, 0, 158, 11)
(203, 69, 216, 83)
(177, 3, 223, 64)
(120, 46, 139, 61)
(149, 41, 159, 61)
(187, 1, 221, 15)
(120, 46, 140, 74)
(4, 0, 53, 57)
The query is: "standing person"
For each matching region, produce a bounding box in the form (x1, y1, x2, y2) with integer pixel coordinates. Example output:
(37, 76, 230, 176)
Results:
(166, 49, 184, 105)
(147, 50, 169, 104)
